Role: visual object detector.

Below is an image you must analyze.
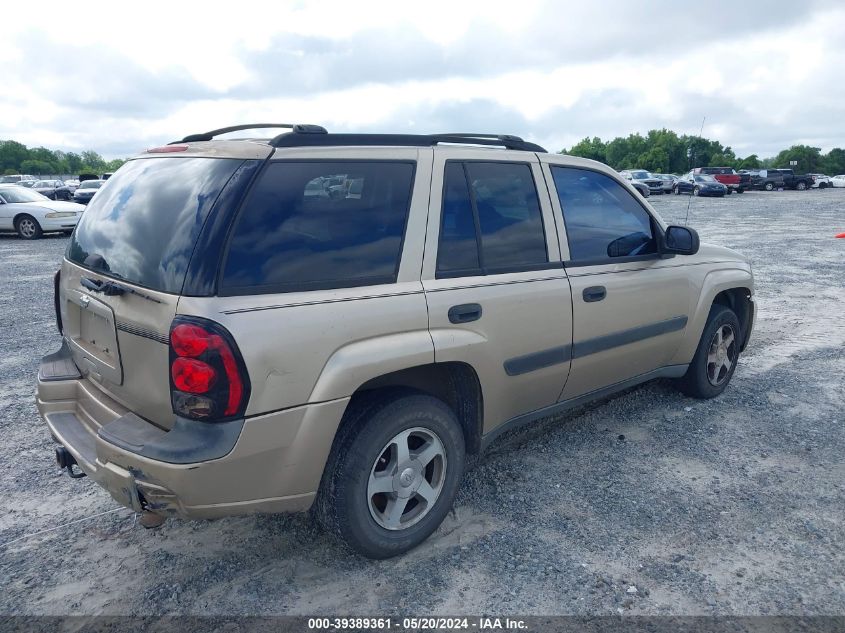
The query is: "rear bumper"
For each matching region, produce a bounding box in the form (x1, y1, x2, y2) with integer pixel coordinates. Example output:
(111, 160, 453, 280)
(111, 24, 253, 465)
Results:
(37, 343, 349, 519)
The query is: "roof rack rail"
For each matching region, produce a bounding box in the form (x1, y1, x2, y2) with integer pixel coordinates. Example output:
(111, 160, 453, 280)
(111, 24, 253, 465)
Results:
(174, 123, 327, 144)
(268, 131, 546, 152)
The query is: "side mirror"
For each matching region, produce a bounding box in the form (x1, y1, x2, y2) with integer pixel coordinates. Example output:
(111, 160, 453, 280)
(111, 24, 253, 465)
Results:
(663, 225, 699, 255)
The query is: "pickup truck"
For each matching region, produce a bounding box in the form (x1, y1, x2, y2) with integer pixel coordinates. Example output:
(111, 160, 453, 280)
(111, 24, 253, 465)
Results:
(768, 169, 814, 191)
(739, 169, 785, 191)
(693, 167, 743, 193)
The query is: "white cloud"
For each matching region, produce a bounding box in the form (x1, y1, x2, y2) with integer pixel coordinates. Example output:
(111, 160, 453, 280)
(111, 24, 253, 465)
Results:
(3, 0, 843, 158)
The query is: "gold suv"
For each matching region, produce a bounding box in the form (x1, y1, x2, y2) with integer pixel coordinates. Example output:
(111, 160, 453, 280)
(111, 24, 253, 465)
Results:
(37, 124, 755, 558)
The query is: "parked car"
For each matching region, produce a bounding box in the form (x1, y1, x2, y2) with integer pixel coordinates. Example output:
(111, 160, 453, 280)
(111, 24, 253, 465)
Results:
(32, 180, 73, 201)
(653, 174, 678, 194)
(72, 179, 104, 204)
(693, 167, 743, 194)
(38, 124, 755, 558)
(739, 169, 785, 191)
(619, 169, 664, 195)
(629, 180, 650, 198)
(768, 168, 814, 191)
(17, 179, 38, 188)
(809, 174, 832, 189)
(0, 185, 85, 239)
(63, 179, 80, 192)
(0, 174, 36, 184)
(674, 173, 728, 197)
(832, 175, 845, 188)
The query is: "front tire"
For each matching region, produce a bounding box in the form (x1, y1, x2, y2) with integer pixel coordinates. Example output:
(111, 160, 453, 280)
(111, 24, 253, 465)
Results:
(318, 392, 466, 559)
(15, 215, 43, 240)
(678, 305, 741, 399)
(693, 186, 700, 196)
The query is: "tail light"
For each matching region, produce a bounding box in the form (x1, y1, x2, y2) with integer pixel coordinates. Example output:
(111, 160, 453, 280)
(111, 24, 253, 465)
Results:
(168, 317, 251, 422)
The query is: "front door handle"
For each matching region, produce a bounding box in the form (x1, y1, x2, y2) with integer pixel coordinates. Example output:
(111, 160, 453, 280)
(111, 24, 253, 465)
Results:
(583, 286, 606, 303)
(448, 303, 482, 324)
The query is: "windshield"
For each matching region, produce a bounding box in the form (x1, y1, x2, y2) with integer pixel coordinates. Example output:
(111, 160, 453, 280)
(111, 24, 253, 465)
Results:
(67, 157, 244, 294)
(79, 180, 103, 189)
(0, 175, 21, 183)
(630, 171, 651, 179)
(0, 187, 50, 203)
(695, 175, 717, 183)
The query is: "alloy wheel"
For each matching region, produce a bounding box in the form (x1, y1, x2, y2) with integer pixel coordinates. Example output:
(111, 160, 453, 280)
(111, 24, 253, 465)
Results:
(367, 427, 447, 530)
(706, 324, 737, 386)
(18, 218, 37, 238)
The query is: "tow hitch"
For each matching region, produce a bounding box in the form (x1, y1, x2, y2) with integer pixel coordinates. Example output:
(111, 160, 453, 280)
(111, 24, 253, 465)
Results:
(55, 446, 86, 479)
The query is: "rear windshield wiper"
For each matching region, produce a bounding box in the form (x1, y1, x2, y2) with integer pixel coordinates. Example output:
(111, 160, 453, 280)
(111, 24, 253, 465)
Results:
(80, 276, 162, 304)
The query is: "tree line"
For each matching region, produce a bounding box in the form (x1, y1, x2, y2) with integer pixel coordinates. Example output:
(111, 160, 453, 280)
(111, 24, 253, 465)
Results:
(0, 140, 126, 177)
(561, 129, 845, 176)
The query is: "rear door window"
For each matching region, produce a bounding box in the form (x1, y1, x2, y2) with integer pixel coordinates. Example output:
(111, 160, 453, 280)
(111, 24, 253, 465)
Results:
(221, 161, 415, 295)
(436, 161, 548, 277)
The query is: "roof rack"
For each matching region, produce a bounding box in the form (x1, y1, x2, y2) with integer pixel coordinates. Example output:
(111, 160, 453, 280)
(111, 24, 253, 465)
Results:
(174, 123, 327, 143)
(174, 124, 546, 152)
(268, 131, 546, 153)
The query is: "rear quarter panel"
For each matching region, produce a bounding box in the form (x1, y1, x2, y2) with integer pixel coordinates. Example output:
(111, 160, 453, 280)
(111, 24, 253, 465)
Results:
(176, 147, 436, 415)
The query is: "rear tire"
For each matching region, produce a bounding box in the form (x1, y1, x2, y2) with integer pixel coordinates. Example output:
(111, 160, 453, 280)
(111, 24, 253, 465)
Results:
(317, 392, 466, 559)
(796, 181, 807, 191)
(678, 305, 741, 399)
(674, 186, 680, 195)
(693, 186, 700, 196)
(15, 215, 43, 240)
(764, 182, 774, 191)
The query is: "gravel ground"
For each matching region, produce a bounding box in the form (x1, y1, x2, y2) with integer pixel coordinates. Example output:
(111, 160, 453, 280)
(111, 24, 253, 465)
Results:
(1, 189, 844, 617)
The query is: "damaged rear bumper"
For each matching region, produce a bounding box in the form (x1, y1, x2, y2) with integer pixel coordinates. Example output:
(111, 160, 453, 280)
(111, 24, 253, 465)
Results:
(37, 342, 349, 519)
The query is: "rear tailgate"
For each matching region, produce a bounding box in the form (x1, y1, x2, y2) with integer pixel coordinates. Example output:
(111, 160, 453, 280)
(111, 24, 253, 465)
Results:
(60, 153, 261, 430)
(60, 261, 177, 428)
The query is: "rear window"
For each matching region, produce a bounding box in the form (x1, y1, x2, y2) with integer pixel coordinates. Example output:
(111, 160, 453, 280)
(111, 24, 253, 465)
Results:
(67, 157, 244, 293)
(220, 161, 415, 295)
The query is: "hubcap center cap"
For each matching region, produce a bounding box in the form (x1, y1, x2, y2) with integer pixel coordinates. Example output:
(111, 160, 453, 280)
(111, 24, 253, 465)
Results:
(399, 467, 415, 487)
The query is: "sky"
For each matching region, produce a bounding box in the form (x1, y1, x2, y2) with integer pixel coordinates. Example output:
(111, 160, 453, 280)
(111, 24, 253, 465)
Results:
(3, 0, 844, 159)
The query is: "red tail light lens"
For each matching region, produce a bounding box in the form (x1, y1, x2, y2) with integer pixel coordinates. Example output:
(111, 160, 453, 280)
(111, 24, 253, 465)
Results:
(171, 358, 216, 393)
(171, 324, 210, 357)
(168, 317, 250, 421)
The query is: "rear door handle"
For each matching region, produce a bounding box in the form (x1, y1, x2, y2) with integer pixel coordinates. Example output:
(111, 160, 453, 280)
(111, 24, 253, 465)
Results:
(583, 286, 606, 303)
(448, 303, 482, 324)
